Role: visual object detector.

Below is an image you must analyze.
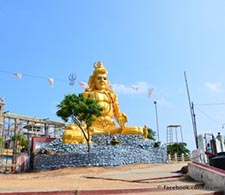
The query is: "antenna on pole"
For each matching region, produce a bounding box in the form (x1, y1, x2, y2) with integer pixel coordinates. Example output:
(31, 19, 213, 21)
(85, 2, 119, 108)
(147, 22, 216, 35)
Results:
(184, 71, 198, 149)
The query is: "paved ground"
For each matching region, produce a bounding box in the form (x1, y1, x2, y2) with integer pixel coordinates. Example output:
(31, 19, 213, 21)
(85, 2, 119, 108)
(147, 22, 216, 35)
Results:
(0, 162, 223, 194)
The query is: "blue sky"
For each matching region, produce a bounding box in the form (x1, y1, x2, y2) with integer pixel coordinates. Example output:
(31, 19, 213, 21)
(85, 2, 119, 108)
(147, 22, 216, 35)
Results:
(1, 0, 225, 151)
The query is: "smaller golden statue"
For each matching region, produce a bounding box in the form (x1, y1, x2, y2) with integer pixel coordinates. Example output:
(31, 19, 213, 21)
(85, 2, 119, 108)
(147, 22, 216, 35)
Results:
(110, 135, 121, 145)
(143, 125, 148, 139)
(62, 61, 144, 144)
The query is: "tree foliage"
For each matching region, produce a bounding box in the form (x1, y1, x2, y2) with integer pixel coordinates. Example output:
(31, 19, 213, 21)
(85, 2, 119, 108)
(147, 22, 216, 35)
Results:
(167, 142, 190, 156)
(12, 134, 28, 152)
(147, 127, 156, 141)
(56, 93, 103, 152)
(0, 136, 3, 148)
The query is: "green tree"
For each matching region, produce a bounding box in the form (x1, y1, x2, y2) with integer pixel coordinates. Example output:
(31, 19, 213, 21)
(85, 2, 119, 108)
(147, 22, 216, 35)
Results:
(0, 136, 3, 148)
(167, 142, 190, 156)
(56, 93, 103, 152)
(146, 128, 161, 147)
(147, 128, 156, 141)
(21, 137, 28, 150)
(12, 134, 28, 152)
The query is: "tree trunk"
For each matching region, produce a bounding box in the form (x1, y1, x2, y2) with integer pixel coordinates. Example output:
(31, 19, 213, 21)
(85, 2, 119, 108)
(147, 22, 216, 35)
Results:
(87, 128, 91, 153)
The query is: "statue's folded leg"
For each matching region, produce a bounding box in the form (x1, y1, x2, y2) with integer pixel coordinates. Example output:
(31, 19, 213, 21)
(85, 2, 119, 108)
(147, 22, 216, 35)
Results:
(121, 126, 144, 135)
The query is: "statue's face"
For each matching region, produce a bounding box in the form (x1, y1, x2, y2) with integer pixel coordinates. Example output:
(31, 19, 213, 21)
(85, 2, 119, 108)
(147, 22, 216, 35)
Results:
(94, 73, 108, 90)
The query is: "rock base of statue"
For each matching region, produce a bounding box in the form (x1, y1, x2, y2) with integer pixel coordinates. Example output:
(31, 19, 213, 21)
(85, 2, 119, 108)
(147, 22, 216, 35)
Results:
(33, 134, 167, 170)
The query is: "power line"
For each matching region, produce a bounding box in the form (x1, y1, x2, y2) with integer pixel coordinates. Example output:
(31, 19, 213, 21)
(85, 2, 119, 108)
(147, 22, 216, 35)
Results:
(194, 105, 222, 126)
(196, 103, 225, 106)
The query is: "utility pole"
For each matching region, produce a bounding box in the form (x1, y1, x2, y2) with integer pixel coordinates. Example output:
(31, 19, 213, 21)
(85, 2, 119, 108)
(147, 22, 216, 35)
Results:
(184, 72, 198, 149)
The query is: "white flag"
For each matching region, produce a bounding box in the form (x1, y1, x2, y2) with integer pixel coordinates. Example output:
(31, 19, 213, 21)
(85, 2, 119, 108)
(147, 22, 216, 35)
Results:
(48, 77, 54, 87)
(78, 82, 88, 89)
(13, 72, 22, 79)
(131, 85, 139, 91)
(148, 88, 154, 97)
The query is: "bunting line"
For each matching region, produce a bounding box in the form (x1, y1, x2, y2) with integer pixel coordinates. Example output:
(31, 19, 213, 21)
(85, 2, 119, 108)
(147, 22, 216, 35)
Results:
(0, 70, 66, 88)
(0, 70, 155, 97)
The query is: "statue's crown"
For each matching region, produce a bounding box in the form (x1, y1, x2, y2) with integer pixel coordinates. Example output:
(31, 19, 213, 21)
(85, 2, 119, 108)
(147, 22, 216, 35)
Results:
(93, 61, 108, 75)
(94, 61, 104, 68)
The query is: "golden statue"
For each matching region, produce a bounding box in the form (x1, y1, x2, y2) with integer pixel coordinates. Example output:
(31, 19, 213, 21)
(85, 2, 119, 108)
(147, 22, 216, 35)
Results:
(84, 61, 143, 135)
(62, 125, 94, 144)
(62, 125, 87, 144)
(143, 125, 148, 139)
(62, 61, 144, 144)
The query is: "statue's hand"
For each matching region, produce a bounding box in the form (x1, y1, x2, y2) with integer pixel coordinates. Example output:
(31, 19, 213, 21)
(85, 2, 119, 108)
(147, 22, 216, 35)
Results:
(118, 112, 128, 128)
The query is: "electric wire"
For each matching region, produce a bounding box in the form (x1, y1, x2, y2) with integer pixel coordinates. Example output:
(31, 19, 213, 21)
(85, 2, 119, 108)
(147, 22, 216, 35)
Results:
(196, 103, 225, 106)
(194, 105, 222, 127)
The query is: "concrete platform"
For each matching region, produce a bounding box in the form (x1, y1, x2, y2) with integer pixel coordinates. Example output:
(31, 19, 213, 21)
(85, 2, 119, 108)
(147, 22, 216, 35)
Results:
(0, 162, 224, 195)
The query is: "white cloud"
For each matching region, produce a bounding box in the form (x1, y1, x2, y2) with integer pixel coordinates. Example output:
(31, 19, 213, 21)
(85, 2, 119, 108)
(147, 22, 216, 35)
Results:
(205, 82, 222, 92)
(111, 82, 172, 108)
(155, 97, 174, 108)
(111, 81, 151, 95)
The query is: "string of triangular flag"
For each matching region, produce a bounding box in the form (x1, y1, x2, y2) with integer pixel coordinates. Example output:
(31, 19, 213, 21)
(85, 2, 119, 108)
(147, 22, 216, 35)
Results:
(12, 72, 55, 87)
(1, 70, 154, 97)
(13, 71, 55, 87)
(131, 84, 154, 97)
(1, 70, 70, 88)
(2, 70, 91, 89)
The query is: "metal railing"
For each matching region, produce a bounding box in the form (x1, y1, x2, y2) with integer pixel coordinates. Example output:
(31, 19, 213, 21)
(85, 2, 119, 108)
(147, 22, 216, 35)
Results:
(167, 153, 190, 162)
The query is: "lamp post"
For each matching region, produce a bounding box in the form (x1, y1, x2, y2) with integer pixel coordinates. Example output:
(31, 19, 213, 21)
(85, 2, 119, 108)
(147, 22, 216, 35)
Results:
(154, 101, 160, 142)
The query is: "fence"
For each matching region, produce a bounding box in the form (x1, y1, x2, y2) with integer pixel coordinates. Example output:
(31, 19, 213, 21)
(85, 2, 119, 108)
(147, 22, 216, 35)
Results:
(167, 153, 190, 162)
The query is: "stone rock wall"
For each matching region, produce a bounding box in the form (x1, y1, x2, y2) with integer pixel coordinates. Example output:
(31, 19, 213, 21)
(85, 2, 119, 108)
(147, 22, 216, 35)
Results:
(33, 134, 167, 170)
